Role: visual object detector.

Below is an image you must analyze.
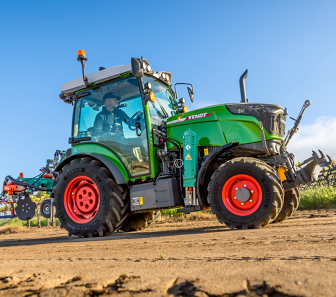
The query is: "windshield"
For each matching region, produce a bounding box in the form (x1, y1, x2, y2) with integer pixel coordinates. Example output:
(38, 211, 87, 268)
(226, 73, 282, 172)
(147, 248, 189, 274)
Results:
(144, 76, 177, 146)
(72, 76, 150, 176)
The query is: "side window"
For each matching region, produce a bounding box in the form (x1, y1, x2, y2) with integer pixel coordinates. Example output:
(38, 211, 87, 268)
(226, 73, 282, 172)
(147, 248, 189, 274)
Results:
(73, 77, 150, 176)
(144, 76, 177, 147)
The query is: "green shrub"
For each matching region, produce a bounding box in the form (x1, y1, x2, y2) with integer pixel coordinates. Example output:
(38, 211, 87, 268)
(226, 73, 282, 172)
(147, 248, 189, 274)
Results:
(299, 186, 336, 210)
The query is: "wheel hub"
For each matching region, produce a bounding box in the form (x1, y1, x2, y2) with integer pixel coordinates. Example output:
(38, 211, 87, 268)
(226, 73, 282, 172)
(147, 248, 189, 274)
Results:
(64, 176, 100, 223)
(236, 188, 251, 202)
(222, 174, 262, 216)
(42, 204, 50, 214)
(75, 186, 98, 213)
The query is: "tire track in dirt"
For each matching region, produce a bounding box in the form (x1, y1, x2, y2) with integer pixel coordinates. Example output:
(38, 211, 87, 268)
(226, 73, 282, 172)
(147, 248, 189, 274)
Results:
(0, 209, 335, 296)
(0, 272, 298, 296)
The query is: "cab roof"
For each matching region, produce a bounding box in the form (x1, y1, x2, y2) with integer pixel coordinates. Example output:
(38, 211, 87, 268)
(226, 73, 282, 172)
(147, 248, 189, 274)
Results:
(61, 64, 132, 96)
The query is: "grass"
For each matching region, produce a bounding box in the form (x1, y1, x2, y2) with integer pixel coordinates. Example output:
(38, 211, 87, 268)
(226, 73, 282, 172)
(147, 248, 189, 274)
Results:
(0, 225, 28, 235)
(0, 217, 61, 228)
(157, 249, 165, 259)
(299, 186, 336, 210)
(158, 209, 216, 223)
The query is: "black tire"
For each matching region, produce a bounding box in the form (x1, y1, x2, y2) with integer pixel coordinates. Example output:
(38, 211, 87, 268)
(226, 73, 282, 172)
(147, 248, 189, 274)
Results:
(120, 211, 161, 232)
(40, 199, 51, 219)
(273, 187, 300, 223)
(54, 157, 128, 237)
(207, 157, 284, 229)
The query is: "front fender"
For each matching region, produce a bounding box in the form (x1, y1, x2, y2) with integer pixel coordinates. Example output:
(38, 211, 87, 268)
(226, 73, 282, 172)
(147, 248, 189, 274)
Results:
(54, 153, 127, 185)
(197, 142, 239, 208)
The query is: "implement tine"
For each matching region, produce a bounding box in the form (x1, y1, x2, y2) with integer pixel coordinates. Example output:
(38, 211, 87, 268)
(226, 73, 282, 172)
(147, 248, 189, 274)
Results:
(319, 155, 332, 167)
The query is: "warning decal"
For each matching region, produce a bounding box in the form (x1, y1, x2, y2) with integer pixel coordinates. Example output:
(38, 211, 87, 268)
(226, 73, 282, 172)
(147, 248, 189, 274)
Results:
(185, 153, 192, 160)
(132, 197, 140, 206)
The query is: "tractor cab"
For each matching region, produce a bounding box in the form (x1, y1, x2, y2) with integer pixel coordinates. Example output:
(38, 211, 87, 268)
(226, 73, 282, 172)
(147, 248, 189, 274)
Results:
(60, 53, 179, 177)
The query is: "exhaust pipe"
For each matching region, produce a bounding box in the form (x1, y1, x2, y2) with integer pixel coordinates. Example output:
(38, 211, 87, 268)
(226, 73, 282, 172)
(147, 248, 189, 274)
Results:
(239, 69, 248, 103)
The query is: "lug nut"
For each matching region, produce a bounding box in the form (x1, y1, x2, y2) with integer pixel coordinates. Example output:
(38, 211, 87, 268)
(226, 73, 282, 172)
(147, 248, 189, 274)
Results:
(71, 192, 73, 195)
(236, 188, 238, 190)
(87, 216, 89, 219)
(234, 196, 237, 199)
(241, 202, 244, 205)
(244, 184, 247, 187)
(250, 199, 253, 202)
(251, 190, 254, 193)
(74, 210, 76, 212)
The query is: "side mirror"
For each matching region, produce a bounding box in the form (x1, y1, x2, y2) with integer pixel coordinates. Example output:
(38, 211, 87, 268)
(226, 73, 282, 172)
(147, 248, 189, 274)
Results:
(187, 87, 194, 103)
(131, 57, 143, 78)
(174, 83, 194, 103)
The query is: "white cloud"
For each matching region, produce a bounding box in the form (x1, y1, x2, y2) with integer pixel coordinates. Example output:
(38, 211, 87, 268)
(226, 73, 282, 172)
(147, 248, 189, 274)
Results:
(287, 116, 336, 162)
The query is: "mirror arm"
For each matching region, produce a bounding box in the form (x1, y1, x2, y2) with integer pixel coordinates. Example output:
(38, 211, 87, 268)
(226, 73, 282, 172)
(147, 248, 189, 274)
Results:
(174, 83, 194, 102)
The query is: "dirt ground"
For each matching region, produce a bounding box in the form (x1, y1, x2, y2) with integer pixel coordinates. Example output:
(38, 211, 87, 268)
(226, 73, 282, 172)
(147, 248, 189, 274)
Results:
(0, 209, 336, 297)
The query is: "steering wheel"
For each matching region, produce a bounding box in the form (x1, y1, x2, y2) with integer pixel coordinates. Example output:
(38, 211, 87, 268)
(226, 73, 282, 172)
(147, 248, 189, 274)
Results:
(128, 111, 144, 131)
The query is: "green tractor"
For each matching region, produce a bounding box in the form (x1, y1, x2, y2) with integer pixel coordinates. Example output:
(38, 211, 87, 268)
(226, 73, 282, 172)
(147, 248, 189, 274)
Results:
(1, 50, 332, 236)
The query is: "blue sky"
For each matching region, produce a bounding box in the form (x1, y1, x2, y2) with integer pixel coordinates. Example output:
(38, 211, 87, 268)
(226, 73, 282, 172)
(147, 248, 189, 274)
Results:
(0, 0, 335, 181)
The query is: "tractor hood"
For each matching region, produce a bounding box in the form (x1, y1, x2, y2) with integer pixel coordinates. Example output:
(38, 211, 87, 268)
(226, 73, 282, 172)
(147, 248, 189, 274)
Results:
(166, 103, 286, 149)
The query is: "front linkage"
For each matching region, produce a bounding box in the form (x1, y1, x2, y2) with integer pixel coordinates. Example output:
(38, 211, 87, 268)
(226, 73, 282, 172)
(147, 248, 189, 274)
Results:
(267, 100, 332, 190)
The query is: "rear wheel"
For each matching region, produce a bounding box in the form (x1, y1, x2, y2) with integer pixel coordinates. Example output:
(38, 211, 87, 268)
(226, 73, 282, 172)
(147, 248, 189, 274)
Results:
(120, 211, 161, 232)
(273, 187, 300, 223)
(207, 158, 284, 229)
(54, 157, 128, 237)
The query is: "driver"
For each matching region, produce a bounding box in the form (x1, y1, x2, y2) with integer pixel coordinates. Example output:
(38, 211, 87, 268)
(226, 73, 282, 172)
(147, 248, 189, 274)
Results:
(93, 92, 133, 136)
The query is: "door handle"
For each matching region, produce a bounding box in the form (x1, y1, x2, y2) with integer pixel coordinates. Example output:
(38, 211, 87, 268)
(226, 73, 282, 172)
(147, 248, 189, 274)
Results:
(135, 122, 141, 137)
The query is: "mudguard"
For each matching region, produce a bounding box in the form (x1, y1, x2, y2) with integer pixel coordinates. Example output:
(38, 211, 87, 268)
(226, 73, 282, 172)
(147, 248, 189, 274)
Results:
(54, 153, 127, 184)
(197, 142, 239, 208)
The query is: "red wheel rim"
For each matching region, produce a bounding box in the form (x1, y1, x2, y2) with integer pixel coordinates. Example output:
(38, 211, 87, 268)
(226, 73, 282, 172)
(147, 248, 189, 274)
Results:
(64, 176, 100, 223)
(222, 174, 262, 216)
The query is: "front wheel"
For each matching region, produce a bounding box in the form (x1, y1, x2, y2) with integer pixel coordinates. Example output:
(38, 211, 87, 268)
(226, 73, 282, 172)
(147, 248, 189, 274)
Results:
(120, 211, 161, 232)
(207, 158, 284, 229)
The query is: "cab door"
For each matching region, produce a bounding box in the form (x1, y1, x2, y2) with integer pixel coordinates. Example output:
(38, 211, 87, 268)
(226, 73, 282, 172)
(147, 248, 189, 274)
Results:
(72, 76, 150, 177)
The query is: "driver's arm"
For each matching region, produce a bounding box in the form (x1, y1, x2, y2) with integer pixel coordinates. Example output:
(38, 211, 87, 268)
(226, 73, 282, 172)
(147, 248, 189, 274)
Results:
(117, 109, 135, 125)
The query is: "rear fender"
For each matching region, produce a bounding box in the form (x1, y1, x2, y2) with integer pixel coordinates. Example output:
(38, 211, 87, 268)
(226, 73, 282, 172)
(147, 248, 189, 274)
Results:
(54, 153, 127, 185)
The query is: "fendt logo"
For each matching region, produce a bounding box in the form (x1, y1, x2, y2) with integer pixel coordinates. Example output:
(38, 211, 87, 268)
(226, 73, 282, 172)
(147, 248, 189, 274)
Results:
(186, 113, 210, 120)
(167, 113, 212, 125)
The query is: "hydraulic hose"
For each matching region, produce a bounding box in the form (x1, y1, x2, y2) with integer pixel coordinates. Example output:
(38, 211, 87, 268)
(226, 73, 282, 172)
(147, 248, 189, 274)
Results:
(4, 175, 52, 192)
